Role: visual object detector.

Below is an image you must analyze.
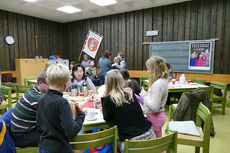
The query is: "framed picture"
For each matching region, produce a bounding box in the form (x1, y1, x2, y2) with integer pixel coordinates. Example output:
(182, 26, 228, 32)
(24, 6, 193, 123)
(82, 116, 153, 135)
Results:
(188, 42, 212, 70)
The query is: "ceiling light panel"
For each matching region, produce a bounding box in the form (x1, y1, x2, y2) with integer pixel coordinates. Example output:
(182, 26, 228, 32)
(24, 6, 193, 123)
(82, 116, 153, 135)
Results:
(57, 6, 81, 13)
(24, 0, 38, 2)
(90, 0, 117, 6)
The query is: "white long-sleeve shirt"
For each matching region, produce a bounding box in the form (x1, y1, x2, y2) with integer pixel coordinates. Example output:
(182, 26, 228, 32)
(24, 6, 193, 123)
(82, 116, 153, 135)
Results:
(143, 78, 168, 113)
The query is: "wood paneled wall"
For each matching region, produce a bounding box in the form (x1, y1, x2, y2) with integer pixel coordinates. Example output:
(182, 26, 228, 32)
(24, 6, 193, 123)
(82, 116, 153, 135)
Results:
(66, 0, 230, 74)
(0, 11, 64, 71)
(1, 0, 230, 74)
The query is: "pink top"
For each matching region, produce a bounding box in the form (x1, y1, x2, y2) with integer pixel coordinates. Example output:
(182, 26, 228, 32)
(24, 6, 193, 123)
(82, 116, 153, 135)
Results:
(195, 55, 207, 66)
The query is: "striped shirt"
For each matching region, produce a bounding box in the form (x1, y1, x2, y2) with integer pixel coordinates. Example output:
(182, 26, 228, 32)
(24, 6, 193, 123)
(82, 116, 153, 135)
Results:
(10, 86, 42, 132)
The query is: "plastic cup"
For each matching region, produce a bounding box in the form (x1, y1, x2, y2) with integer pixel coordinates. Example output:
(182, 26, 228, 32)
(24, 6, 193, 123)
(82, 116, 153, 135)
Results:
(71, 89, 77, 96)
(172, 80, 176, 84)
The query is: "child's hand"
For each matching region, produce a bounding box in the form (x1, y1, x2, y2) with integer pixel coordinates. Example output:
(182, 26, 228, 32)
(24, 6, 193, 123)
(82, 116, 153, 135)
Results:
(75, 103, 83, 112)
(140, 87, 147, 98)
(94, 96, 101, 105)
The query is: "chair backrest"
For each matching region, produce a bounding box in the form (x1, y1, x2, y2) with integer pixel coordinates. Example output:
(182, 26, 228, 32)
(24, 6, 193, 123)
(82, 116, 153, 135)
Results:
(70, 126, 117, 153)
(24, 76, 37, 86)
(198, 86, 213, 102)
(210, 81, 227, 98)
(193, 78, 206, 85)
(196, 103, 211, 148)
(124, 132, 177, 153)
(16, 85, 33, 100)
(1, 73, 13, 83)
(139, 76, 149, 87)
(2, 83, 19, 101)
(0, 85, 12, 108)
(16, 147, 38, 153)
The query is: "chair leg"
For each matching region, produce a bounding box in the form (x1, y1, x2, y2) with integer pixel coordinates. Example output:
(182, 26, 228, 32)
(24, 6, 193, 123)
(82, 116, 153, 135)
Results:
(203, 146, 209, 153)
(222, 99, 226, 115)
(195, 147, 200, 153)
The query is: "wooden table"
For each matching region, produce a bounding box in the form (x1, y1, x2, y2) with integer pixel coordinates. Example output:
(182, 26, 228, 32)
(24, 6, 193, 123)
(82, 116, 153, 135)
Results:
(143, 80, 209, 93)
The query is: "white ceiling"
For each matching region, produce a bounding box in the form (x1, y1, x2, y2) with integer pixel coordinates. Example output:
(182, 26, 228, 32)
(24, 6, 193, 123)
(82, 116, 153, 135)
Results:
(0, 0, 190, 23)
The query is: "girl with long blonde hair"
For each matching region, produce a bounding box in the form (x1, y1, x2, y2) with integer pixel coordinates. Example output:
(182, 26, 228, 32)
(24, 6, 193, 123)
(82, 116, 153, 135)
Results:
(140, 56, 169, 138)
(102, 69, 155, 153)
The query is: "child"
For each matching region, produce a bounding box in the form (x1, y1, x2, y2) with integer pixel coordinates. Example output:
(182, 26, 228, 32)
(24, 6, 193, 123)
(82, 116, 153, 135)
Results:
(69, 61, 76, 73)
(112, 57, 120, 69)
(140, 56, 168, 138)
(166, 63, 174, 79)
(190, 52, 196, 66)
(102, 70, 155, 153)
(37, 64, 85, 153)
(81, 54, 91, 68)
(86, 60, 97, 80)
(195, 52, 207, 66)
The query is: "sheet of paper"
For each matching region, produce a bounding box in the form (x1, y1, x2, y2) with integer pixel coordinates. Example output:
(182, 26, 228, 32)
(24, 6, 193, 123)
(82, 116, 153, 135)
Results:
(168, 121, 200, 136)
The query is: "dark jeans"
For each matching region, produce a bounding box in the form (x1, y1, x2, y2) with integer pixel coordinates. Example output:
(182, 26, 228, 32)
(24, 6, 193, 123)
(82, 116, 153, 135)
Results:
(92, 71, 107, 86)
(98, 71, 107, 86)
(11, 128, 41, 147)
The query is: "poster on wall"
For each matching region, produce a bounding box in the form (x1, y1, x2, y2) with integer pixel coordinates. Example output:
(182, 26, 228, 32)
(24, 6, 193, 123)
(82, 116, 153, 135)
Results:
(82, 31, 103, 58)
(188, 42, 212, 70)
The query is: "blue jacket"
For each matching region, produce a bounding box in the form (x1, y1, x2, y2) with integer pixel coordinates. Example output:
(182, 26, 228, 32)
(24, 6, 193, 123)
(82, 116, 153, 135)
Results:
(0, 108, 15, 153)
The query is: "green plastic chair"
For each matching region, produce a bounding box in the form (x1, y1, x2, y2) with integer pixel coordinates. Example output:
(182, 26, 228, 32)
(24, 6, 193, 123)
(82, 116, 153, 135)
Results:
(24, 76, 37, 86)
(0, 85, 12, 114)
(16, 147, 38, 153)
(70, 126, 117, 153)
(139, 76, 149, 87)
(2, 83, 19, 103)
(168, 86, 213, 120)
(193, 78, 206, 85)
(210, 81, 227, 115)
(124, 132, 177, 153)
(168, 103, 211, 153)
(16, 85, 33, 98)
(139, 76, 149, 90)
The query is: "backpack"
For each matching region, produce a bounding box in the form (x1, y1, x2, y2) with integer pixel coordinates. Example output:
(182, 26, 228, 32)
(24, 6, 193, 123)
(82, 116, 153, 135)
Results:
(83, 128, 113, 153)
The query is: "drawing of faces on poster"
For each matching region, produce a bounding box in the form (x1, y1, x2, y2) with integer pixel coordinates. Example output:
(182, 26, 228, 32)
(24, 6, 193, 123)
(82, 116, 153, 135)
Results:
(188, 42, 212, 70)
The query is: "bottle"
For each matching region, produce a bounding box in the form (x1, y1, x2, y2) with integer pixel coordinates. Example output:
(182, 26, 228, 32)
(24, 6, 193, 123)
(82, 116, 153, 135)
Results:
(180, 74, 186, 84)
(82, 82, 88, 97)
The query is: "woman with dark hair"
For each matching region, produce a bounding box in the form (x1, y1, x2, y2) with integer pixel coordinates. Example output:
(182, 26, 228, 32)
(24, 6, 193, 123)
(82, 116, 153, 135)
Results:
(66, 64, 96, 93)
(119, 69, 141, 95)
(166, 63, 174, 79)
(95, 50, 112, 85)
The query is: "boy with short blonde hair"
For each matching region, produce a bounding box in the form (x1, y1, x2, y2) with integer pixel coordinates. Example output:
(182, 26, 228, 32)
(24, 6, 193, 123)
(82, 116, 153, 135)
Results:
(37, 64, 85, 153)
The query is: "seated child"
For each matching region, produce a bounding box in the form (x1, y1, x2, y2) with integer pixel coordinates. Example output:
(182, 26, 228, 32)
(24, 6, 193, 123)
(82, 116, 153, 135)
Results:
(86, 60, 97, 80)
(37, 64, 85, 153)
(112, 57, 120, 69)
